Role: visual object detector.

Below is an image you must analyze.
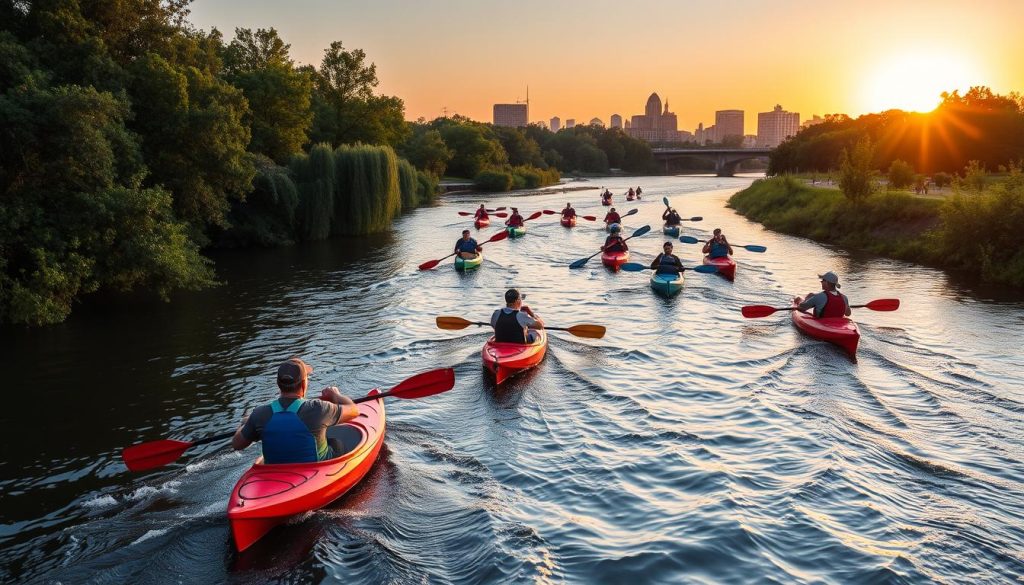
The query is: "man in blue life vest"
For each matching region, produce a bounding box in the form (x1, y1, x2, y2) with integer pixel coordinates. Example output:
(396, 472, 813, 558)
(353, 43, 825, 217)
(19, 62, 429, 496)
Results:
(650, 241, 684, 274)
(231, 357, 359, 464)
(794, 271, 851, 318)
(454, 229, 481, 259)
(702, 228, 734, 259)
(491, 288, 545, 343)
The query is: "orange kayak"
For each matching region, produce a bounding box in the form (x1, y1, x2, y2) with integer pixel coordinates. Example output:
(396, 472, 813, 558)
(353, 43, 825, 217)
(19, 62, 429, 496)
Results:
(601, 250, 629, 270)
(560, 216, 577, 227)
(227, 391, 386, 552)
(482, 330, 548, 384)
(790, 302, 860, 361)
(474, 217, 490, 229)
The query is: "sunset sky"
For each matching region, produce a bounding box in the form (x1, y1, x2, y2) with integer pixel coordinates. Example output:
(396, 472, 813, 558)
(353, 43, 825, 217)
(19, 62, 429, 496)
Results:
(190, 0, 1024, 134)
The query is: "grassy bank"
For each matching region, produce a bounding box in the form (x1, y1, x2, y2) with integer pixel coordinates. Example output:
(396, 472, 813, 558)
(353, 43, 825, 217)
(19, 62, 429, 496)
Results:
(728, 176, 1024, 288)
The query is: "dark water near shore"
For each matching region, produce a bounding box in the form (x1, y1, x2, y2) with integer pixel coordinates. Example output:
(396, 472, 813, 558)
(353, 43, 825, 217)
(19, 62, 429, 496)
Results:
(3, 176, 1023, 584)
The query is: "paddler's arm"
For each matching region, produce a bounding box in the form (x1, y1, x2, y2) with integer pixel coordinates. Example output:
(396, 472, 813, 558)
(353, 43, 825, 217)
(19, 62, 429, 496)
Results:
(231, 410, 255, 450)
(650, 253, 662, 269)
(521, 306, 544, 329)
(320, 387, 360, 423)
(702, 241, 711, 254)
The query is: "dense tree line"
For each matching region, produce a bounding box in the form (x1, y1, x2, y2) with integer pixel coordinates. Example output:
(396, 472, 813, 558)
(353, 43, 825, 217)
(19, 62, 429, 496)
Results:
(769, 87, 1024, 175)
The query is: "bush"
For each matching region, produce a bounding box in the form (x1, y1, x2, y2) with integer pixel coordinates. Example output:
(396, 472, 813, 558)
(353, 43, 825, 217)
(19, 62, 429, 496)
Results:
(838, 136, 875, 202)
(398, 158, 420, 210)
(960, 160, 987, 192)
(474, 169, 514, 192)
(933, 172, 952, 188)
(932, 181, 1024, 286)
(887, 159, 915, 189)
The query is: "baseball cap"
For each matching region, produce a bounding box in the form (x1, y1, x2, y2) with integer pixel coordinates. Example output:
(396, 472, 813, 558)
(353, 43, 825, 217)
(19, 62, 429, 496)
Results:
(609, 223, 621, 233)
(818, 271, 840, 287)
(277, 357, 313, 389)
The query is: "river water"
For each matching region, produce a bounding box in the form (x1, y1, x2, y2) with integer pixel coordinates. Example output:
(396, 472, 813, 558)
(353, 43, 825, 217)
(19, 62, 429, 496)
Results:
(2, 175, 1023, 584)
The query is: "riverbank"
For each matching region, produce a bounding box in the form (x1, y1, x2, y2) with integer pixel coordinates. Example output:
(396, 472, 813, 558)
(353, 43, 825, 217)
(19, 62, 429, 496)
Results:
(728, 176, 1024, 288)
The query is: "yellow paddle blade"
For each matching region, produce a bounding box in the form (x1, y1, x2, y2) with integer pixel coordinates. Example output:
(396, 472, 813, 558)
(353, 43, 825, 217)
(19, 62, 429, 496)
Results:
(436, 316, 473, 330)
(563, 324, 606, 339)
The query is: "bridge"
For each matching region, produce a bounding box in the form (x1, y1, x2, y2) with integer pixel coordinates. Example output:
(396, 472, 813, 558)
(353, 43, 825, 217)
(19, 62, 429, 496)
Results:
(651, 147, 773, 177)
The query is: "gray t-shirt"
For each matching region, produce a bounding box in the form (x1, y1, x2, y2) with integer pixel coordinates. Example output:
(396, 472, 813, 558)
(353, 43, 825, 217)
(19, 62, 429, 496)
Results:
(241, 397, 343, 455)
(798, 291, 849, 318)
(491, 307, 537, 329)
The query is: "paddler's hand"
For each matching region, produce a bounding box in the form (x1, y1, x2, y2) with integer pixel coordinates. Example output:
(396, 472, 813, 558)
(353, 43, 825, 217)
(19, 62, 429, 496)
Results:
(321, 386, 344, 402)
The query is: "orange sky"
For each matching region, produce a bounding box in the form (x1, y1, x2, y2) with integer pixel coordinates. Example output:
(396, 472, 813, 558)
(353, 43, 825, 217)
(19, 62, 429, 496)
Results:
(190, 0, 1024, 134)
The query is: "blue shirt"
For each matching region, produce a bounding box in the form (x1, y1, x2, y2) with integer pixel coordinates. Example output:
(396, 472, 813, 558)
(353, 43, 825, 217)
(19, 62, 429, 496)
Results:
(455, 238, 479, 253)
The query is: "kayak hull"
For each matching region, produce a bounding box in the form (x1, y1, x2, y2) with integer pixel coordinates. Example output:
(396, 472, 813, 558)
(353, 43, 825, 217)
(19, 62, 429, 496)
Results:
(601, 250, 629, 270)
(227, 391, 386, 552)
(474, 217, 490, 229)
(703, 255, 736, 281)
(791, 301, 860, 362)
(455, 253, 483, 271)
(626, 195, 635, 201)
(560, 216, 577, 228)
(650, 272, 684, 297)
(663, 225, 680, 237)
(601, 200, 611, 206)
(482, 330, 548, 384)
(507, 226, 526, 238)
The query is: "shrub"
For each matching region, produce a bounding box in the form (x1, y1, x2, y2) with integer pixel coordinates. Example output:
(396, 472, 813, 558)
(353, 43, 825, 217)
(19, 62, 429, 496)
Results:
(474, 169, 514, 192)
(887, 159, 915, 189)
(933, 172, 952, 188)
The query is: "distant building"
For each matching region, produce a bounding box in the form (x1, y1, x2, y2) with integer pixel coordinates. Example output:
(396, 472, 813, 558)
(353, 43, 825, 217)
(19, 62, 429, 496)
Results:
(627, 93, 685, 142)
(757, 104, 800, 147)
(742, 134, 757, 148)
(624, 119, 631, 129)
(610, 114, 623, 129)
(715, 110, 745, 143)
(493, 103, 528, 127)
(550, 116, 561, 132)
(589, 117, 605, 127)
(801, 115, 824, 130)
(566, 118, 576, 129)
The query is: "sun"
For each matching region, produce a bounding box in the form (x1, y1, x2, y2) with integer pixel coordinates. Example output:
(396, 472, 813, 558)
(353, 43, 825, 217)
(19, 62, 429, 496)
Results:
(862, 52, 980, 113)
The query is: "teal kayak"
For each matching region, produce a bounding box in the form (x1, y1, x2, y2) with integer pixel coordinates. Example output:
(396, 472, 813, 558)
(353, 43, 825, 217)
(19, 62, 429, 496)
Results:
(507, 226, 526, 238)
(650, 272, 683, 297)
(455, 253, 483, 271)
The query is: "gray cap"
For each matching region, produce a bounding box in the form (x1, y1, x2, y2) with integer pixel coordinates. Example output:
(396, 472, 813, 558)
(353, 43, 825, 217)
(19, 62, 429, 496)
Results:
(818, 271, 840, 287)
(277, 357, 313, 389)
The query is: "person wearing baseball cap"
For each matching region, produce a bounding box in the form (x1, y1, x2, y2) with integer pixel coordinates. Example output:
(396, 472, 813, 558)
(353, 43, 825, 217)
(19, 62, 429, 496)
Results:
(794, 271, 851, 318)
(491, 288, 545, 344)
(231, 357, 359, 464)
(505, 207, 525, 228)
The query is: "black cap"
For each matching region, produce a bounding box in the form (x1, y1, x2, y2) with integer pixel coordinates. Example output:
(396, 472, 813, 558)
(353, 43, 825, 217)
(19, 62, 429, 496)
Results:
(277, 357, 313, 390)
(504, 288, 521, 304)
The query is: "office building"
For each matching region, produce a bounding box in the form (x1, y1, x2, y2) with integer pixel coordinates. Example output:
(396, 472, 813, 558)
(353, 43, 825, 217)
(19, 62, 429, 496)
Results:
(493, 103, 528, 127)
(610, 114, 623, 129)
(550, 116, 561, 132)
(589, 117, 604, 127)
(757, 104, 800, 147)
(627, 92, 685, 142)
(715, 110, 745, 143)
(566, 118, 576, 129)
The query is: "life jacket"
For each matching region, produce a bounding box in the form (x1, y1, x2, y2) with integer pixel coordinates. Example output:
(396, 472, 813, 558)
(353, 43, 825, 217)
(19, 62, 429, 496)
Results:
(656, 253, 682, 274)
(507, 214, 524, 227)
(475, 209, 488, 219)
(562, 208, 576, 218)
(494, 308, 527, 344)
(605, 236, 627, 252)
(261, 398, 327, 464)
(628, 188, 634, 195)
(708, 240, 729, 258)
(818, 291, 847, 318)
(455, 238, 478, 253)
(665, 212, 681, 225)
(604, 213, 620, 223)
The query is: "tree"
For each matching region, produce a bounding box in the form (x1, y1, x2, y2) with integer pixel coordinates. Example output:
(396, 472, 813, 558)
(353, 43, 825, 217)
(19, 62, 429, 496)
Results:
(887, 159, 915, 189)
(960, 160, 987, 192)
(838, 136, 875, 202)
(438, 124, 506, 178)
(399, 128, 453, 177)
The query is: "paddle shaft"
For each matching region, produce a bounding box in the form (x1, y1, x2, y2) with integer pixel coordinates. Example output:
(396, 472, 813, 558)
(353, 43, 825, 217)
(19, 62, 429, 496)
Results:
(449, 320, 576, 333)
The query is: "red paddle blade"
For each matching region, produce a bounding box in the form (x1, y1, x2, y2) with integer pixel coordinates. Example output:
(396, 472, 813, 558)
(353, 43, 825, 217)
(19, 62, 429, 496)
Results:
(741, 305, 780, 318)
(122, 439, 194, 472)
(458, 211, 473, 216)
(864, 298, 900, 311)
(542, 210, 557, 215)
(384, 367, 456, 399)
(582, 216, 597, 221)
(418, 259, 441, 271)
(487, 230, 509, 243)
(494, 212, 508, 218)
(490, 207, 506, 211)
(525, 211, 542, 221)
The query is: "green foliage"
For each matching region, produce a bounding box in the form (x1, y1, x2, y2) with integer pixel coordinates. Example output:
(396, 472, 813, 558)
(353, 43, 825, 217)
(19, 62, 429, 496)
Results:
(416, 171, 439, 205)
(333, 144, 402, 235)
(838, 136, 876, 202)
(398, 128, 452, 177)
(933, 172, 952, 188)
(438, 123, 507, 178)
(887, 159, 915, 189)
(398, 158, 420, 210)
(932, 181, 1024, 286)
(960, 160, 987, 192)
(474, 169, 514, 192)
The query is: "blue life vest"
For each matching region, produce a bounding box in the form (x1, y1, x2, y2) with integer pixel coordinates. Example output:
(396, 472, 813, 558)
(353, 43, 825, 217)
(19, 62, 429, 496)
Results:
(455, 238, 479, 253)
(261, 399, 326, 464)
(656, 253, 682, 275)
(709, 240, 729, 258)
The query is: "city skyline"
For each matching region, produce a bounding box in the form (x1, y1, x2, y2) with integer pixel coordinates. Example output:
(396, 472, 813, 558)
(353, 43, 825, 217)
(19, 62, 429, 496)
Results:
(189, 0, 1024, 134)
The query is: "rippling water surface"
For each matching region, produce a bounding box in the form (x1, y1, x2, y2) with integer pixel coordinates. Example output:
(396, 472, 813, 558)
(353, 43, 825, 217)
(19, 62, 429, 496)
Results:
(3, 176, 1023, 584)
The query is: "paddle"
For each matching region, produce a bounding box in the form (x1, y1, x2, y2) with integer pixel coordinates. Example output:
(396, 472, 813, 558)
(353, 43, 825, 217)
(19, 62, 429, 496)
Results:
(741, 298, 901, 319)
(620, 263, 718, 274)
(418, 229, 509, 270)
(436, 316, 606, 339)
(542, 210, 598, 221)
(569, 224, 651, 269)
(121, 368, 457, 472)
(678, 236, 767, 253)
(459, 211, 508, 218)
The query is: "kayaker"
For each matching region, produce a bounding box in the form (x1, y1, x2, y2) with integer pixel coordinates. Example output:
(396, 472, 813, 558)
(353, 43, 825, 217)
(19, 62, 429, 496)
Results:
(491, 288, 545, 343)
(794, 272, 851, 318)
(474, 204, 489, 220)
(232, 357, 360, 464)
(454, 230, 482, 259)
(702, 228, 734, 258)
(663, 208, 682, 226)
(636, 186, 643, 198)
(650, 241, 684, 274)
(602, 224, 629, 253)
(506, 207, 525, 227)
(627, 187, 635, 198)
(561, 203, 577, 219)
(603, 207, 621, 228)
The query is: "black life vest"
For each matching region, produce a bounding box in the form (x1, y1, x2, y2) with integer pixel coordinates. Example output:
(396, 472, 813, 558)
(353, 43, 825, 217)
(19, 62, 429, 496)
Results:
(494, 309, 527, 344)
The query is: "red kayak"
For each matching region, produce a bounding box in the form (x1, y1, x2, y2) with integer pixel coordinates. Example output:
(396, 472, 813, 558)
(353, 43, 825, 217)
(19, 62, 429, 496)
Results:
(626, 195, 635, 201)
(227, 391, 386, 552)
(601, 249, 629, 270)
(482, 330, 548, 384)
(474, 217, 490, 229)
(791, 302, 860, 362)
(560, 216, 577, 227)
(703, 255, 736, 281)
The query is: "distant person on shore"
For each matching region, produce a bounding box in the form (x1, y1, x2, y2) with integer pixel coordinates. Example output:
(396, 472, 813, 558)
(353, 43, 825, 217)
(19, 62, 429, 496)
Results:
(454, 230, 482, 259)
(474, 204, 488, 221)
(663, 207, 682, 226)
(794, 272, 851, 318)
(702, 229, 734, 259)
(602, 224, 628, 253)
(603, 207, 621, 229)
(650, 241, 683, 274)
(232, 357, 359, 464)
(506, 207, 525, 227)
(492, 288, 544, 343)
(561, 203, 577, 219)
